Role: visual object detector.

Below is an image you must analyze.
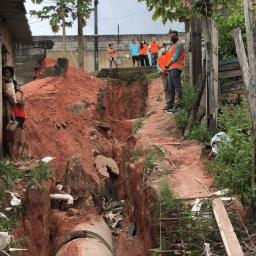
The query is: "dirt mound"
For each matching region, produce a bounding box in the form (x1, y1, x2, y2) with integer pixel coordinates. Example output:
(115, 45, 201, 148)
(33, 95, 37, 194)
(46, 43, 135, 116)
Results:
(24, 59, 113, 180)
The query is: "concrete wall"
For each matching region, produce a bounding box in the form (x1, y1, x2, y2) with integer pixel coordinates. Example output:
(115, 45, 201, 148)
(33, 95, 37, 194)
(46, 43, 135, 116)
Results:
(15, 40, 54, 85)
(34, 33, 185, 72)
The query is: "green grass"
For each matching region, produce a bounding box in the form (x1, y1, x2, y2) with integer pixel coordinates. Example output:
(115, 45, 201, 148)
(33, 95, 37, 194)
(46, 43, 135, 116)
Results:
(207, 99, 255, 207)
(132, 118, 143, 135)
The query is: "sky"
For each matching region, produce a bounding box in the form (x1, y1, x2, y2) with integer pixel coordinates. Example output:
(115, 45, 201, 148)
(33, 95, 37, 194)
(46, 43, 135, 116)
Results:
(25, 0, 185, 36)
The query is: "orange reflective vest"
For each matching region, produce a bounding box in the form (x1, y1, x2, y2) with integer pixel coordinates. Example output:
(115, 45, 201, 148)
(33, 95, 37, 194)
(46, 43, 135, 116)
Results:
(166, 41, 185, 70)
(158, 54, 169, 77)
(139, 44, 147, 55)
(150, 43, 159, 54)
(107, 48, 115, 57)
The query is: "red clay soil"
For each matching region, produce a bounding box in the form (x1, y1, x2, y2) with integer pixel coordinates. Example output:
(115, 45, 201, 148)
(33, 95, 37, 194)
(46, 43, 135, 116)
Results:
(12, 59, 152, 256)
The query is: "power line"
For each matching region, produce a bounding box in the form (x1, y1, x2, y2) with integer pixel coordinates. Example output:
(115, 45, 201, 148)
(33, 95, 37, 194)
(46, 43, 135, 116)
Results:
(98, 11, 147, 21)
(109, 0, 118, 26)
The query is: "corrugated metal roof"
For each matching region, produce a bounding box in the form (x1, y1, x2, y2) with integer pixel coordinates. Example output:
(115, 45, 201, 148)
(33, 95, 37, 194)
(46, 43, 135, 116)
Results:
(0, 0, 33, 44)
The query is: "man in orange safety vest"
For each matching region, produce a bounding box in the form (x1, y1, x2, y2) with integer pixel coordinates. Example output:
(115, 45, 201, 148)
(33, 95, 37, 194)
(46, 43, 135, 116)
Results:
(164, 30, 185, 113)
(149, 38, 159, 66)
(157, 43, 170, 109)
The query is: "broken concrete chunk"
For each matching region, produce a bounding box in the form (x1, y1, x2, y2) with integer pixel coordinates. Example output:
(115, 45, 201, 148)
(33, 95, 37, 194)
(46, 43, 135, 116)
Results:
(95, 155, 119, 176)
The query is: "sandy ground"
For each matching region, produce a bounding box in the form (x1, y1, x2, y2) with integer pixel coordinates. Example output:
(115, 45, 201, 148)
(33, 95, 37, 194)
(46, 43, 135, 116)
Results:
(138, 78, 216, 198)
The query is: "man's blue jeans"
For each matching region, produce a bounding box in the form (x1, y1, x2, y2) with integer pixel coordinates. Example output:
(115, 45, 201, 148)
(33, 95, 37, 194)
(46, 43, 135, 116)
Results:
(168, 69, 183, 110)
(151, 53, 158, 66)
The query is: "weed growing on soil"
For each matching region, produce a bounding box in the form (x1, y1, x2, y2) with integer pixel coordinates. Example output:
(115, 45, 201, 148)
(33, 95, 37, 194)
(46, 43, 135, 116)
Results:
(130, 148, 140, 163)
(189, 122, 211, 143)
(157, 93, 163, 102)
(26, 161, 53, 198)
(173, 82, 197, 131)
(132, 118, 143, 134)
(0, 161, 21, 195)
(140, 71, 159, 80)
(207, 99, 254, 207)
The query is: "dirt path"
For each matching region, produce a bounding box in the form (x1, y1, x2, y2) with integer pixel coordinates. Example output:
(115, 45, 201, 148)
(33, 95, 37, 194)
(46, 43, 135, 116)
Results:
(137, 78, 216, 198)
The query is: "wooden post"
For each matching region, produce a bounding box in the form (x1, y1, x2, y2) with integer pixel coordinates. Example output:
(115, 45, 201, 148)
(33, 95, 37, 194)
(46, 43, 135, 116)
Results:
(206, 42, 217, 136)
(233, 0, 256, 219)
(184, 59, 206, 138)
(77, 10, 84, 69)
(190, 14, 202, 87)
(233, 27, 256, 219)
(0, 33, 2, 159)
(62, 14, 66, 58)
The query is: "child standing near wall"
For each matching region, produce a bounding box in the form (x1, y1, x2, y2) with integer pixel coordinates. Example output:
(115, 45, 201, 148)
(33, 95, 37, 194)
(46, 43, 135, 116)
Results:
(2, 66, 21, 131)
(107, 44, 118, 69)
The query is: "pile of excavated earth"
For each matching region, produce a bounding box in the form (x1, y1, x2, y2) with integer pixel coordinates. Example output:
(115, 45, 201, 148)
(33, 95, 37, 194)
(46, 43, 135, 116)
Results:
(1, 58, 250, 255)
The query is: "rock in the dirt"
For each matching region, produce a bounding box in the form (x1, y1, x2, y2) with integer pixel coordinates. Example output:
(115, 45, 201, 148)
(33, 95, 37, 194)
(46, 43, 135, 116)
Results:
(128, 223, 136, 237)
(146, 108, 157, 117)
(95, 121, 110, 130)
(95, 155, 119, 176)
(61, 156, 101, 207)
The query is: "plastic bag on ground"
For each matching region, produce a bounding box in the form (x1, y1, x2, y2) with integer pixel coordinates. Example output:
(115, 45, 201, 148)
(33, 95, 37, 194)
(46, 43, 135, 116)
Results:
(211, 132, 230, 156)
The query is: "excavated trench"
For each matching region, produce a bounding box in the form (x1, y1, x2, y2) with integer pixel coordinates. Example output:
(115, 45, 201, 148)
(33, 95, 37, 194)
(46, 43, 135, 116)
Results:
(12, 75, 160, 256)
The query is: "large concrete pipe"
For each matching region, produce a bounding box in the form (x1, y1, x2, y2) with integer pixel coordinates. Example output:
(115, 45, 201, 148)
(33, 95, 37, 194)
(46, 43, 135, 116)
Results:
(52, 218, 113, 256)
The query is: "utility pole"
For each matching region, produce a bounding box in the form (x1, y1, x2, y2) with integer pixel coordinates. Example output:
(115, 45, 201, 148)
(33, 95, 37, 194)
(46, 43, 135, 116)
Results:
(118, 24, 119, 44)
(94, 0, 99, 71)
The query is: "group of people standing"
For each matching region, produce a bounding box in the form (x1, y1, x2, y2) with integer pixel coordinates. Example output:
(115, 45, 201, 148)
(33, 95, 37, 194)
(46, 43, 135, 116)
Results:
(106, 30, 185, 113)
(129, 30, 185, 113)
(129, 37, 159, 67)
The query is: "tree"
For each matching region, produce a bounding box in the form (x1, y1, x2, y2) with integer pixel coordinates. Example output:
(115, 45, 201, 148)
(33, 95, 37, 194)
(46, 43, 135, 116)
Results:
(30, 0, 93, 69)
(214, 8, 255, 59)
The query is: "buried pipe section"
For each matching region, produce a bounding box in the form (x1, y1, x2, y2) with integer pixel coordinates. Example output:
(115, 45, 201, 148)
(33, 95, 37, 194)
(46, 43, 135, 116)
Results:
(52, 218, 113, 256)
(50, 194, 74, 205)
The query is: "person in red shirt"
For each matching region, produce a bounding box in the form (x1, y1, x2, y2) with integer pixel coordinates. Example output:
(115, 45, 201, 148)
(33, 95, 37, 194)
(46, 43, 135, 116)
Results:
(139, 38, 150, 66)
(107, 43, 118, 69)
(12, 89, 27, 164)
(149, 38, 159, 66)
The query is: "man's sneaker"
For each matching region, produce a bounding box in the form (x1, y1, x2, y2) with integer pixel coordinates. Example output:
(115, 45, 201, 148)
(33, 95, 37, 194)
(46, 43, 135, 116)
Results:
(164, 109, 173, 114)
(174, 107, 181, 112)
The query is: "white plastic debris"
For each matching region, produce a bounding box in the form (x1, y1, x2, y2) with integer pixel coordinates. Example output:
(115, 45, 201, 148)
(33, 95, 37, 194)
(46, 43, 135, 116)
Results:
(211, 189, 229, 197)
(204, 243, 211, 256)
(0, 232, 11, 250)
(9, 248, 28, 252)
(0, 213, 8, 220)
(10, 193, 21, 206)
(211, 132, 230, 156)
(191, 199, 201, 220)
(41, 157, 56, 163)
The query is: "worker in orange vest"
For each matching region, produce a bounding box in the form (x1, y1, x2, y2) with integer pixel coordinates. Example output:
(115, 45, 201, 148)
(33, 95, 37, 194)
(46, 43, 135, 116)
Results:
(139, 38, 150, 66)
(157, 43, 170, 109)
(107, 43, 118, 69)
(164, 31, 185, 113)
(149, 38, 159, 66)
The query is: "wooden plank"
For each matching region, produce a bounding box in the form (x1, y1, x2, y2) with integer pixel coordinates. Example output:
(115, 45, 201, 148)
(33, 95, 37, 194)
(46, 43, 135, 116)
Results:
(212, 198, 244, 256)
(218, 62, 240, 72)
(221, 80, 244, 88)
(218, 69, 242, 79)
